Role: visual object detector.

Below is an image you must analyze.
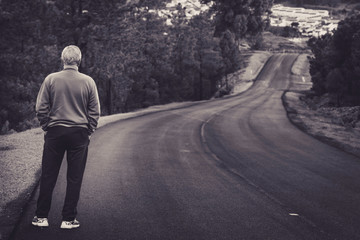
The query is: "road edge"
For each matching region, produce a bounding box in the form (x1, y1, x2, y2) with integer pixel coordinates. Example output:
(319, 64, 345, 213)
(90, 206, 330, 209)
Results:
(281, 91, 360, 159)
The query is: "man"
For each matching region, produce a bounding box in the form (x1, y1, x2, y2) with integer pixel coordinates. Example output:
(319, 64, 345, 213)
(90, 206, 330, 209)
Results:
(32, 45, 100, 229)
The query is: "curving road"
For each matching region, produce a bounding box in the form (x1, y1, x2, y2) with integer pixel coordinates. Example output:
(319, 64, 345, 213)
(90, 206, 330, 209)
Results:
(12, 54, 360, 240)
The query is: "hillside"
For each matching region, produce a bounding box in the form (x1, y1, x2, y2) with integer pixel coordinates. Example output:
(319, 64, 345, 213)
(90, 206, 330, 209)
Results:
(261, 31, 309, 51)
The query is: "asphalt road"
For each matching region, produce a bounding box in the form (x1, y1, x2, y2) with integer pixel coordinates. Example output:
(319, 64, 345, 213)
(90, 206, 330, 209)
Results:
(12, 54, 360, 240)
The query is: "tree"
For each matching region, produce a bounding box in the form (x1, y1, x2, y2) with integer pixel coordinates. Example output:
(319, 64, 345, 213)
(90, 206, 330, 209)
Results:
(169, 4, 198, 100)
(0, 0, 60, 131)
(326, 68, 346, 105)
(282, 26, 301, 37)
(291, 22, 299, 28)
(201, 0, 273, 42)
(190, 13, 223, 100)
(219, 30, 241, 91)
(308, 14, 360, 105)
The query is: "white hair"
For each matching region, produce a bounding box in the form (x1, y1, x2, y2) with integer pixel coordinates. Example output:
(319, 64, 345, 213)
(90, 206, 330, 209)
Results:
(61, 45, 82, 66)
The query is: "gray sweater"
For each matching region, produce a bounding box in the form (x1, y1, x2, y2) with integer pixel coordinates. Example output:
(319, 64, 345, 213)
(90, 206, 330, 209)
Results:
(36, 65, 100, 134)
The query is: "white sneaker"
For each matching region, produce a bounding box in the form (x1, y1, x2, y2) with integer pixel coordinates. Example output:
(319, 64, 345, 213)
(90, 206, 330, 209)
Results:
(60, 219, 80, 229)
(32, 216, 49, 227)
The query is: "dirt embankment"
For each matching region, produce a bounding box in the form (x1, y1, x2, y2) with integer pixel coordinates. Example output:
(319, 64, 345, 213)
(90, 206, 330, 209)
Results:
(282, 54, 360, 158)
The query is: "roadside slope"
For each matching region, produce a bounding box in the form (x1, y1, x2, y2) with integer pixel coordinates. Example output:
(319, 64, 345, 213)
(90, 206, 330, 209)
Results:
(282, 54, 360, 158)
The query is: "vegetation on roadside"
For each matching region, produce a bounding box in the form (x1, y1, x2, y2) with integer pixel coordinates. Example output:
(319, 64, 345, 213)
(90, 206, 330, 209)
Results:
(0, 0, 273, 134)
(307, 13, 360, 106)
(283, 91, 360, 158)
(268, 26, 301, 38)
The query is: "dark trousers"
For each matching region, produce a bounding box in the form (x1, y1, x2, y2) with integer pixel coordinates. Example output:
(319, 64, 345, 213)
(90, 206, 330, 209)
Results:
(36, 126, 89, 221)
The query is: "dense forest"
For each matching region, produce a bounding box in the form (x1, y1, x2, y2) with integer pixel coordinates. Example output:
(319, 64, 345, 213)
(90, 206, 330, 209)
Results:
(307, 14, 360, 106)
(0, 0, 273, 133)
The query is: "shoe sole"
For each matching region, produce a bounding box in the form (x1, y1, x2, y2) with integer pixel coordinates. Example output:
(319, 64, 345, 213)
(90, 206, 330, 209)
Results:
(60, 226, 80, 229)
(60, 223, 80, 229)
(32, 223, 49, 227)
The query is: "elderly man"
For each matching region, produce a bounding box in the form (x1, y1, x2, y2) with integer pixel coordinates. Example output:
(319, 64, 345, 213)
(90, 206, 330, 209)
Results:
(32, 45, 100, 229)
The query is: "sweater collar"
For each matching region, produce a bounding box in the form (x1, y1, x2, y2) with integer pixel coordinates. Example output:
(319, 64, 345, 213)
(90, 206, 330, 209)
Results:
(63, 65, 79, 71)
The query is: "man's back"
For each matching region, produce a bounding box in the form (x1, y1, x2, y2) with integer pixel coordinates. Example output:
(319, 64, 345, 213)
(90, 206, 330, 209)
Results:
(36, 65, 100, 133)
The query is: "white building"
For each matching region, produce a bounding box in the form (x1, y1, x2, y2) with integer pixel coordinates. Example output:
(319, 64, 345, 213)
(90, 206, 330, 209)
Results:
(271, 4, 337, 37)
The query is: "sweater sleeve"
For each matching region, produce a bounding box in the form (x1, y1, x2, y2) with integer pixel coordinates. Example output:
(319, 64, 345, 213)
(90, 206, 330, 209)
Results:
(87, 79, 101, 135)
(35, 77, 51, 131)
